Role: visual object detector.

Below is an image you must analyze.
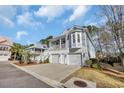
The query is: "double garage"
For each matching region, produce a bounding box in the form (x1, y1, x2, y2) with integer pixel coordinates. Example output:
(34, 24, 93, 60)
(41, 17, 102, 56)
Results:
(49, 53, 82, 66)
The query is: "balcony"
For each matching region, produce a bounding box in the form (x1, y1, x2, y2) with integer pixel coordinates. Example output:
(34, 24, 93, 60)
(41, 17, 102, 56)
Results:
(61, 43, 66, 49)
(29, 50, 42, 54)
(50, 43, 66, 50)
(52, 45, 60, 50)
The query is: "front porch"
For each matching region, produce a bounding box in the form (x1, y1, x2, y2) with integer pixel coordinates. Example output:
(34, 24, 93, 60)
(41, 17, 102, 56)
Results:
(49, 35, 68, 50)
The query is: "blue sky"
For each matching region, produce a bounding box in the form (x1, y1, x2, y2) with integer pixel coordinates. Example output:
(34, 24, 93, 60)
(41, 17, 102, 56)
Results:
(0, 5, 105, 45)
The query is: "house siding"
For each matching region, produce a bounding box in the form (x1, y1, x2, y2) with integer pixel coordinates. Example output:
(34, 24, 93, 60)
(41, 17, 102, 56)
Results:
(48, 26, 96, 66)
(0, 37, 12, 61)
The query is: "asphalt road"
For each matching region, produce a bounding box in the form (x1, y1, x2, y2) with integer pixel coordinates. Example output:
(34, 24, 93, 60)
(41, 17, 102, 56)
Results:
(0, 62, 52, 88)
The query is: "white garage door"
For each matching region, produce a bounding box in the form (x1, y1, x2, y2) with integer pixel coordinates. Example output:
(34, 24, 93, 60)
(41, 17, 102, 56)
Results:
(51, 54, 59, 63)
(0, 56, 9, 61)
(60, 54, 67, 64)
(69, 54, 81, 65)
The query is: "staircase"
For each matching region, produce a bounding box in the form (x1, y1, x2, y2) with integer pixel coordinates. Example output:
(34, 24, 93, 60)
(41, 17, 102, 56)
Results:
(36, 50, 50, 63)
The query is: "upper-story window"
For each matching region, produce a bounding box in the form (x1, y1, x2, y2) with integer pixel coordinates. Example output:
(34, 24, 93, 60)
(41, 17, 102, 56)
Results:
(72, 34, 75, 43)
(0, 47, 2, 51)
(3, 47, 5, 51)
(77, 34, 80, 43)
(6, 47, 8, 51)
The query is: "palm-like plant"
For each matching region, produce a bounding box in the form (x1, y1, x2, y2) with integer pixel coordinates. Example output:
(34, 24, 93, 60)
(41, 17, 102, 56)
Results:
(10, 43, 24, 60)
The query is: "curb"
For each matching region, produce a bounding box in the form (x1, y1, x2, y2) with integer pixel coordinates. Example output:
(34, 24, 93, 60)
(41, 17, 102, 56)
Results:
(10, 63, 65, 88)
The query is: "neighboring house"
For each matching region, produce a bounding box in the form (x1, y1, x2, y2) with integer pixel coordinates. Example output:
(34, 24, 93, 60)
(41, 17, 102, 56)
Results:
(48, 26, 96, 66)
(0, 36, 12, 61)
(26, 43, 48, 63)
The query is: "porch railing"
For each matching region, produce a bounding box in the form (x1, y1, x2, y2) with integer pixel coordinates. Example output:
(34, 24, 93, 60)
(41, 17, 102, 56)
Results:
(50, 43, 66, 50)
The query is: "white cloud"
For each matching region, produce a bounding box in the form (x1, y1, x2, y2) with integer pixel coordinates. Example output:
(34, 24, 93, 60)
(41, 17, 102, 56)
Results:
(35, 5, 89, 23)
(69, 6, 87, 22)
(0, 6, 16, 27)
(17, 12, 42, 29)
(34, 6, 67, 22)
(16, 31, 28, 40)
(0, 15, 14, 27)
(64, 6, 90, 24)
(0, 6, 16, 19)
(17, 12, 32, 25)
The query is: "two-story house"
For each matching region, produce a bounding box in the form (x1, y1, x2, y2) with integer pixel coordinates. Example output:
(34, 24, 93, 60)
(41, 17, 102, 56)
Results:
(0, 36, 12, 61)
(48, 26, 96, 66)
(26, 43, 48, 63)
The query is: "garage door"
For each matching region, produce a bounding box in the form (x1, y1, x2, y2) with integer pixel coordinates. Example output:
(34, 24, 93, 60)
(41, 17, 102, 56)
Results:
(69, 54, 81, 65)
(0, 56, 9, 61)
(51, 54, 59, 63)
(60, 54, 67, 64)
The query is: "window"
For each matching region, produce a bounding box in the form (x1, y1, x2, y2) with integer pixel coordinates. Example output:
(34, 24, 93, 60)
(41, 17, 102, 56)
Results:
(73, 34, 75, 43)
(77, 34, 80, 43)
(0, 47, 2, 51)
(43, 46, 46, 48)
(6, 47, 8, 51)
(3, 47, 5, 51)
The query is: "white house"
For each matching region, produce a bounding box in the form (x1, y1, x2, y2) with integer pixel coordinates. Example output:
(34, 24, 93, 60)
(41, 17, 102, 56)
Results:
(0, 36, 12, 61)
(26, 43, 48, 63)
(48, 26, 96, 66)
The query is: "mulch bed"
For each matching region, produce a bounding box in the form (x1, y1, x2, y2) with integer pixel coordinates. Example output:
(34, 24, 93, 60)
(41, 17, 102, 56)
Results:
(13, 62, 38, 66)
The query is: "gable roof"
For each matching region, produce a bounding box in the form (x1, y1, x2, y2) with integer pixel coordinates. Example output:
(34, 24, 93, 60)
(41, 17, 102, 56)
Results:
(61, 25, 84, 35)
(27, 42, 48, 49)
(49, 25, 86, 41)
(0, 36, 12, 46)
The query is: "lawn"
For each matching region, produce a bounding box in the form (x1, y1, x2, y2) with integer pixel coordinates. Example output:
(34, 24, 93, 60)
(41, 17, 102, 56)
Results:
(61, 67, 124, 88)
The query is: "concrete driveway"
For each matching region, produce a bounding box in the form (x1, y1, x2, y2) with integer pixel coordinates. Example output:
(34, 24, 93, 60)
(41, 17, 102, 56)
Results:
(0, 62, 52, 88)
(23, 63, 80, 82)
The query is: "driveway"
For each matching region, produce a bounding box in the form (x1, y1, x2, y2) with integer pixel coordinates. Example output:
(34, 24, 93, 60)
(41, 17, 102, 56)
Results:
(23, 63, 80, 82)
(0, 62, 52, 88)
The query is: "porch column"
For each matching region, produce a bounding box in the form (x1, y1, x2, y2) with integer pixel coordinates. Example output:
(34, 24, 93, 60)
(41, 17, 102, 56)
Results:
(60, 39, 62, 49)
(49, 41, 51, 48)
(65, 35, 68, 48)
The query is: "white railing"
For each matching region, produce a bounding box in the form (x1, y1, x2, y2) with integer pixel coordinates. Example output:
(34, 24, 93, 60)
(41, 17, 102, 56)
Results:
(50, 43, 66, 50)
(29, 51, 41, 54)
(53, 45, 60, 49)
(61, 43, 66, 49)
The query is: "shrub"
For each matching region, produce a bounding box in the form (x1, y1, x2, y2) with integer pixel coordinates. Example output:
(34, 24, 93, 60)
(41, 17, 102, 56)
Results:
(90, 58, 98, 63)
(92, 63, 102, 70)
(85, 59, 102, 70)
(44, 58, 49, 63)
(85, 59, 92, 66)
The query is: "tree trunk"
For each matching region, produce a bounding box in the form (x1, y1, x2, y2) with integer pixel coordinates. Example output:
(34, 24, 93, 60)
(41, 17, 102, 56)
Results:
(14, 53, 16, 61)
(120, 54, 124, 71)
(96, 31, 103, 53)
